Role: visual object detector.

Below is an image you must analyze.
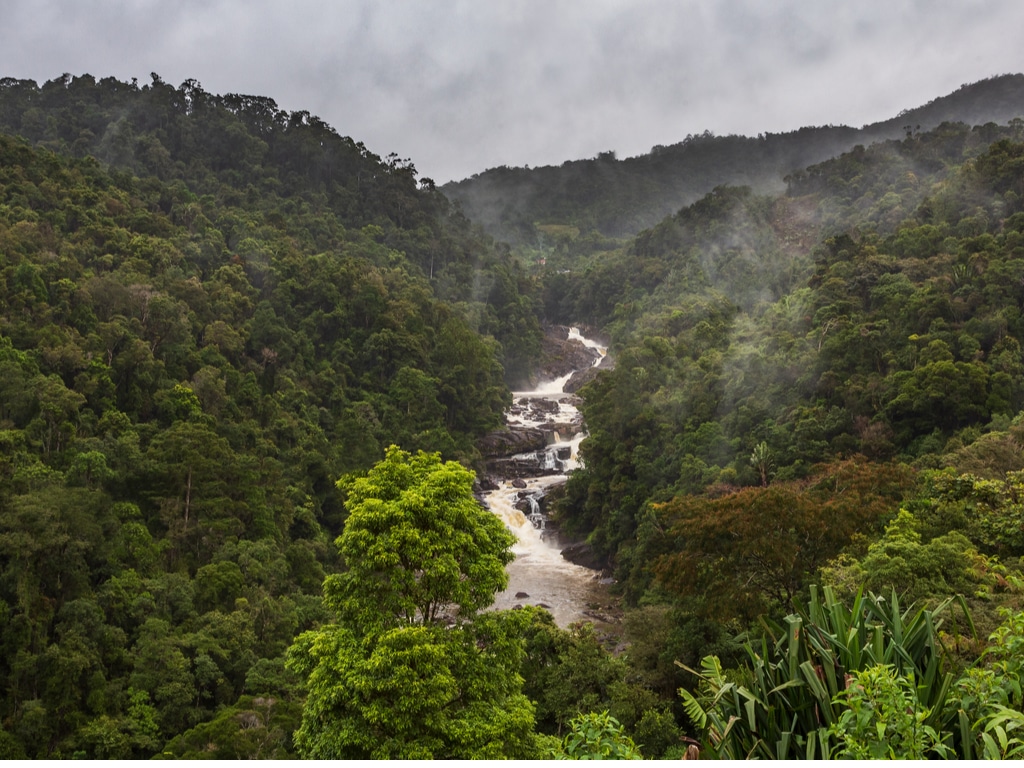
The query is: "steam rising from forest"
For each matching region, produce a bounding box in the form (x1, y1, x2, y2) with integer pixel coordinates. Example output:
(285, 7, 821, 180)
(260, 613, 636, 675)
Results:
(445, 75, 1024, 248)
(4, 66, 1024, 759)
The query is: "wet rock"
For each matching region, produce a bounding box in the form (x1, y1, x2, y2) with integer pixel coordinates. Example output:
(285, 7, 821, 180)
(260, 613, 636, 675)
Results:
(582, 609, 618, 624)
(476, 427, 547, 458)
(489, 452, 564, 478)
(531, 325, 603, 383)
(511, 478, 527, 489)
(560, 541, 607, 571)
(537, 480, 566, 517)
(475, 475, 500, 492)
(512, 397, 559, 415)
(549, 422, 583, 441)
(515, 591, 530, 599)
(564, 353, 615, 394)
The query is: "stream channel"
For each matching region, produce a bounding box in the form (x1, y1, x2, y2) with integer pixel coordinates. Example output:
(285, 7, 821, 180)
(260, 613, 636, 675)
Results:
(481, 328, 615, 628)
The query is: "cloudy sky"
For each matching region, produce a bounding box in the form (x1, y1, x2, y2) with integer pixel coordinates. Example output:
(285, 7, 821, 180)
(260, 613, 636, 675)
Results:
(2, 0, 1022, 183)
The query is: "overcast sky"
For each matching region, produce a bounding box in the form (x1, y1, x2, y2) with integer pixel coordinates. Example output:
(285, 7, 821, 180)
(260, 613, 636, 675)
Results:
(2, 0, 1022, 183)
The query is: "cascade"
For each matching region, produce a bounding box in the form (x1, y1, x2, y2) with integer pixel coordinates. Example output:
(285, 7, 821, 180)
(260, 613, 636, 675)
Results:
(482, 327, 612, 627)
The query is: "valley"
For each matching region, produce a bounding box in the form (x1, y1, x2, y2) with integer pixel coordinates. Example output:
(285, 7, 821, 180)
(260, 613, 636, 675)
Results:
(1, 72, 1024, 758)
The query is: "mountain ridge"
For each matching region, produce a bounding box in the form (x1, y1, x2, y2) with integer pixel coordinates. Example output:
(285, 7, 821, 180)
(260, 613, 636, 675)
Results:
(443, 73, 1024, 245)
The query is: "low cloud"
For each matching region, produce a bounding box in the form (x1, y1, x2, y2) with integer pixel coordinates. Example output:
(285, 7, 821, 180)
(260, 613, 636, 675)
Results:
(1, 0, 1022, 182)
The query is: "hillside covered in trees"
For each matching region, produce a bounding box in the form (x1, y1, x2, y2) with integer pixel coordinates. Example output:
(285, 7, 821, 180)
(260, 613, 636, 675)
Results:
(538, 104, 1024, 757)
(445, 74, 1024, 245)
(0, 74, 543, 758)
(5, 72, 1024, 758)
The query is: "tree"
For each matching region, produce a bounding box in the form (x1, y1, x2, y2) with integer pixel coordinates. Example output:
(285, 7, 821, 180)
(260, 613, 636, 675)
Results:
(551, 711, 644, 760)
(521, 608, 640, 735)
(289, 613, 537, 759)
(323, 445, 515, 632)
(749, 440, 775, 487)
(651, 459, 915, 619)
(822, 508, 982, 604)
(287, 446, 537, 759)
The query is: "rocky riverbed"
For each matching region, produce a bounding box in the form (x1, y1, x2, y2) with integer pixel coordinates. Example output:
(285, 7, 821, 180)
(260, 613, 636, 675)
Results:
(477, 325, 612, 481)
(475, 326, 619, 627)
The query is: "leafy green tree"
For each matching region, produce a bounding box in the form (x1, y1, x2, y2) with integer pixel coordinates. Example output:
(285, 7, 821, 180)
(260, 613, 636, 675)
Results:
(324, 445, 515, 631)
(521, 609, 638, 734)
(0, 728, 26, 759)
(289, 613, 537, 759)
(287, 447, 536, 759)
(749, 440, 775, 486)
(822, 508, 984, 604)
(128, 618, 197, 738)
(922, 469, 1024, 556)
(160, 694, 300, 759)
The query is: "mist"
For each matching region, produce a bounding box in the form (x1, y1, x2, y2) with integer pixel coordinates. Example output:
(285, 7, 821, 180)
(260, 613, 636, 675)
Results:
(2, 1, 1024, 183)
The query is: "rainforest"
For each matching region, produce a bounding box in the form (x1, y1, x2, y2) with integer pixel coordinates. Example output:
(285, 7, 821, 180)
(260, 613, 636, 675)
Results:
(3, 72, 1024, 758)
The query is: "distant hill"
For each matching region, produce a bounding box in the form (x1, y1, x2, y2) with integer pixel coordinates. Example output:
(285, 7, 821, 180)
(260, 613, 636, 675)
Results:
(443, 74, 1024, 245)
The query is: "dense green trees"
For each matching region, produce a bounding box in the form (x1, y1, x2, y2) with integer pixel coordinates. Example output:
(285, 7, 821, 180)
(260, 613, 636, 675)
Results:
(556, 124, 1024, 583)
(287, 448, 536, 759)
(0, 78, 539, 757)
(533, 118, 1024, 761)
(4, 70, 1024, 759)
(0, 73, 542, 386)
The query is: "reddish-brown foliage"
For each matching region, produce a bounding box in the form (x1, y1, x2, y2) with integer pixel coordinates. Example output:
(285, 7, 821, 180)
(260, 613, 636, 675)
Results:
(652, 458, 915, 620)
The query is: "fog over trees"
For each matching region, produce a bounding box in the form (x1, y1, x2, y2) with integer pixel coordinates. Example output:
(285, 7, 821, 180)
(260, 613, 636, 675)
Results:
(2, 72, 1024, 758)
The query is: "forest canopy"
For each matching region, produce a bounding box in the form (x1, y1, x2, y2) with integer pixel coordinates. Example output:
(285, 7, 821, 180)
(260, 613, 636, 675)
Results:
(3, 72, 1024, 758)
(0, 74, 539, 758)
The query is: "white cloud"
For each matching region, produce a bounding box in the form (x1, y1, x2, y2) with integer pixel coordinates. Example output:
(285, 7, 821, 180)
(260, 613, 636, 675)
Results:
(1, 0, 1022, 181)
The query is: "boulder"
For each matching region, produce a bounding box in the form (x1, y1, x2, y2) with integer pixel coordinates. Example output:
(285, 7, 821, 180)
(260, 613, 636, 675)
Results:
(564, 353, 615, 394)
(475, 475, 500, 492)
(511, 396, 560, 415)
(560, 541, 608, 572)
(532, 325, 602, 382)
(489, 454, 564, 479)
(476, 427, 547, 458)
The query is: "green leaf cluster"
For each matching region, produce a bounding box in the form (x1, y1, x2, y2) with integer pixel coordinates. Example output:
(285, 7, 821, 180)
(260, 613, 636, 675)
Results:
(679, 586, 968, 759)
(551, 711, 644, 760)
(287, 448, 537, 759)
(327, 445, 515, 630)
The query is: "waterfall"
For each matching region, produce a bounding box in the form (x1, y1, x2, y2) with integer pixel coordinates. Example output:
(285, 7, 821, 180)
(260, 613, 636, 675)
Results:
(482, 327, 611, 627)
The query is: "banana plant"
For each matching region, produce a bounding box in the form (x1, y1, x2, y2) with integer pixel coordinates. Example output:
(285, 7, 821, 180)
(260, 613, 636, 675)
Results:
(678, 585, 973, 759)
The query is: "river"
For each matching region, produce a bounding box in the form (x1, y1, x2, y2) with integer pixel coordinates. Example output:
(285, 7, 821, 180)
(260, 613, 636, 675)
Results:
(482, 328, 616, 628)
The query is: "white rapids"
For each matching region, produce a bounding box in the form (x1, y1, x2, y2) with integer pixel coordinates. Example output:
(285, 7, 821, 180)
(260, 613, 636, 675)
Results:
(483, 327, 611, 627)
